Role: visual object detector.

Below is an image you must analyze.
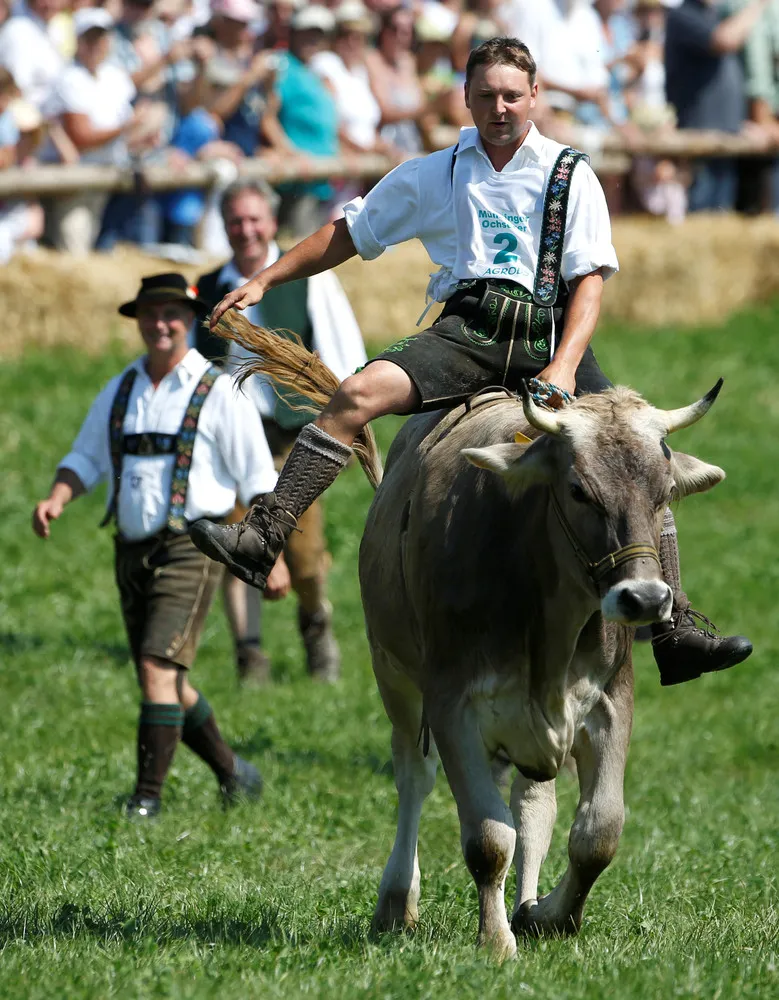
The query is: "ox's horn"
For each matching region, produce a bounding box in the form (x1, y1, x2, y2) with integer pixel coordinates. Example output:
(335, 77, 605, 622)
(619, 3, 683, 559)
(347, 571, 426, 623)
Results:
(663, 378, 723, 435)
(520, 382, 563, 436)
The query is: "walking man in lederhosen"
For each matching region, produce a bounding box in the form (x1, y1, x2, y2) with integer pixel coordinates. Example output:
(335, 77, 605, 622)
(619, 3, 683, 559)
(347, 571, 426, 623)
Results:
(191, 38, 753, 688)
(32, 273, 288, 818)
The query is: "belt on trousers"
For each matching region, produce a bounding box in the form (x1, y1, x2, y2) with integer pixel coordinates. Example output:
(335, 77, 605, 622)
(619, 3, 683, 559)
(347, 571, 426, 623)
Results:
(114, 515, 227, 547)
(122, 432, 178, 457)
(453, 280, 568, 334)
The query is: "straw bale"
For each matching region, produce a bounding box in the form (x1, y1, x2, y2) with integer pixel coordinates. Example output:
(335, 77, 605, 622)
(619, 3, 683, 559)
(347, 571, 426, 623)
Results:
(2, 215, 779, 358)
(0, 247, 211, 358)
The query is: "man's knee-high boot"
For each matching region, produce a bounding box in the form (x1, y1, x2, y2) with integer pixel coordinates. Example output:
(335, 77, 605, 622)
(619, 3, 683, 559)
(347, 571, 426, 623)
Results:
(190, 423, 352, 590)
(650, 509, 752, 686)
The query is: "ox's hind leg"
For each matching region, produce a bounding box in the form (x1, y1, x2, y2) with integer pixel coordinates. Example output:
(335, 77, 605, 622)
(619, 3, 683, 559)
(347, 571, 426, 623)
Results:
(430, 702, 517, 961)
(515, 664, 634, 936)
(509, 775, 558, 933)
(372, 661, 438, 932)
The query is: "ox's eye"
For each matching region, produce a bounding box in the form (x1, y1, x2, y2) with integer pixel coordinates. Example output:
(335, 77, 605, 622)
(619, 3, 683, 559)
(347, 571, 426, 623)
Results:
(660, 438, 671, 460)
(569, 483, 589, 504)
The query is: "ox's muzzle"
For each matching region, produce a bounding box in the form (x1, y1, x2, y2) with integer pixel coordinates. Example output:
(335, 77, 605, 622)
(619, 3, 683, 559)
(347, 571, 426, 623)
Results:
(601, 579, 673, 626)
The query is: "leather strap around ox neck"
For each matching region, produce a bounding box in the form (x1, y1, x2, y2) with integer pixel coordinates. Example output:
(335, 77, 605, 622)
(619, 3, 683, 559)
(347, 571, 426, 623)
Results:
(550, 489, 661, 585)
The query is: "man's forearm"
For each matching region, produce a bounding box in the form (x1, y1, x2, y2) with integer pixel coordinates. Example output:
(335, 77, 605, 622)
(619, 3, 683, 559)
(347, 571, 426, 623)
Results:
(51, 468, 86, 505)
(712, 0, 769, 55)
(554, 271, 605, 372)
(254, 219, 359, 292)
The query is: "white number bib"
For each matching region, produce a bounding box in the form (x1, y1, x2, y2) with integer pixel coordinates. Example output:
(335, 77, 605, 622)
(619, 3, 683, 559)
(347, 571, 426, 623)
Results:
(452, 152, 548, 290)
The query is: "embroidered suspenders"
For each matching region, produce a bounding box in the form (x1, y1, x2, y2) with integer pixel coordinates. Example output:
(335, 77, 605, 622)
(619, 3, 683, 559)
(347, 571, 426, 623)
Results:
(533, 147, 588, 307)
(99, 368, 138, 528)
(167, 366, 219, 534)
(100, 365, 220, 534)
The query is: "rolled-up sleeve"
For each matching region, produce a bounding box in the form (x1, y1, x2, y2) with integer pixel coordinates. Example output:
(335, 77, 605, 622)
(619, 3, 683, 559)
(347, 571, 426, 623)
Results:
(58, 381, 114, 491)
(215, 384, 278, 506)
(561, 161, 619, 283)
(343, 157, 421, 260)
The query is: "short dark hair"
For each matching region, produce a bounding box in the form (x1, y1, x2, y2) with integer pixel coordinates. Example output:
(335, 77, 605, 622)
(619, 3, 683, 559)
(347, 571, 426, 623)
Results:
(220, 180, 280, 220)
(465, 37, 537, 90)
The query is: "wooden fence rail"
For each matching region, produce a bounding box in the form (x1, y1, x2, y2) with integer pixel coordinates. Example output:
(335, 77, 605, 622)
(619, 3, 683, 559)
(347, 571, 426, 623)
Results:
(0, 127, 776, 199)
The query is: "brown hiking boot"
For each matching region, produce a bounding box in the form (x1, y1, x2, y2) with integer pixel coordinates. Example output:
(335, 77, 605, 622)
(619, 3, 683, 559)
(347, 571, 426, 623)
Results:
(299, 601, 340, 683)
(189, 494, 296, 590)
(236, 643, 271, 686)
(651, 606, 753, 687)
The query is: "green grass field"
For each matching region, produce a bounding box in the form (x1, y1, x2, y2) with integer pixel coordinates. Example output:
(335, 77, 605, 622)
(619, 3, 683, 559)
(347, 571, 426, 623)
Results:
(0, 303, 777, 999)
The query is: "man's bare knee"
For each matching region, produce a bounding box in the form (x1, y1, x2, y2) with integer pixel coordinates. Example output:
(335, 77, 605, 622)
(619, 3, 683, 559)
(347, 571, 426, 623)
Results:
(138, 656, 179, 702)
(335, 364, 417, 422)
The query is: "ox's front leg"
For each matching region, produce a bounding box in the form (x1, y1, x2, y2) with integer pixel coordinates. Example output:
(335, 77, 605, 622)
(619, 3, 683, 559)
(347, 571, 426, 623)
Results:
(431, 701, 517, 961)
(517, 665, 633, 936)
(509, 774, 557, 933)
(373, 667, 438, 933)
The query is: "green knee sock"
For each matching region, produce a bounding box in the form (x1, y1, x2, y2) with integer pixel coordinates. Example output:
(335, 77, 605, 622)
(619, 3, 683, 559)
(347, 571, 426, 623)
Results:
(182, 694, 235, 784)
(135, 702, 183, 800)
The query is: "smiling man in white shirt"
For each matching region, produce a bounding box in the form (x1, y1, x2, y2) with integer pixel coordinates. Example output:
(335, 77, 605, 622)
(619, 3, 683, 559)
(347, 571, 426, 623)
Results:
(32, 272, 287, 819)
(193, 37, 752, 688)
(196, 180, 367, 685)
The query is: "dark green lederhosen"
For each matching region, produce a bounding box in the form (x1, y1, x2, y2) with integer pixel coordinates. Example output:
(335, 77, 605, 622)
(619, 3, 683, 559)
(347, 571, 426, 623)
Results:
(371, 279, 612, 412)
(114, 529, 224, 670)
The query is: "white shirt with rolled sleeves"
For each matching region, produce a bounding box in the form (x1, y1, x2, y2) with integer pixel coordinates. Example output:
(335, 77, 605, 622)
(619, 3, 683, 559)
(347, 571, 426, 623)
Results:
(343, 123, 619, 308)
(58, 349, 278, 542)
(215, 242, 367, 418)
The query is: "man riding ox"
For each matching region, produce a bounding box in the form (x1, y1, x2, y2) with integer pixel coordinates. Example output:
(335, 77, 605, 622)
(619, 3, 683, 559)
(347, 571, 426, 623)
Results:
(359, 379, 726, 958)
(190, 35, 751, 687)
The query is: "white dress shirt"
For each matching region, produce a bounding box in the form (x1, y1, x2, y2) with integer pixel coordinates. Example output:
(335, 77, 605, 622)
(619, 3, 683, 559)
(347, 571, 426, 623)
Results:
(343, 123, 619, 307)
(216, 242, 367, 419)
(59, 349, 277, 541)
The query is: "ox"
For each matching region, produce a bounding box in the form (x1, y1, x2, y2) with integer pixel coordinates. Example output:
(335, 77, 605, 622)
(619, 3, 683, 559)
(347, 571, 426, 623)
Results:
(359, 382, 725, 960)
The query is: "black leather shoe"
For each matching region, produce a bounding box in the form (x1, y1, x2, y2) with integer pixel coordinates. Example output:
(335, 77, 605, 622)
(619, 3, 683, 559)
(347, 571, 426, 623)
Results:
(652, 606, 753, 687)
(221, 755, 263, 806)
(236, 643, 271, 686)
(190, 494, 296, 590)
(126, 795, 161, 819)
(299, 602, 340, 683)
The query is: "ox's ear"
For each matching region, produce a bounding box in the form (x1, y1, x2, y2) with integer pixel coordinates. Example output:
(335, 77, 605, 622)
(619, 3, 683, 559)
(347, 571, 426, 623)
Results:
(670, 451, 725, 500)
(462, 442, 525, 473)
(462, 439, 555, 492)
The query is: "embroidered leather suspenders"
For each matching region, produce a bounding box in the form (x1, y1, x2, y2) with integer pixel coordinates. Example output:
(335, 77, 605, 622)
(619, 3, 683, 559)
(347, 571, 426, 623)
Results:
(100, 365, 220, 534)
(167, 367, 219, 533)
(532, 147, 588, 307)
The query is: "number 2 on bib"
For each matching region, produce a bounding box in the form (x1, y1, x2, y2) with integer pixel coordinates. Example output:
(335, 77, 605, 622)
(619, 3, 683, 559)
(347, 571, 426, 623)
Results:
(493, 231, 519, 265)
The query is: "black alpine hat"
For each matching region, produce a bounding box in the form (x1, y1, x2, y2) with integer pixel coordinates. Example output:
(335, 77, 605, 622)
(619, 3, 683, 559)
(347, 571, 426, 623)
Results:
(118, 273, 210, 319)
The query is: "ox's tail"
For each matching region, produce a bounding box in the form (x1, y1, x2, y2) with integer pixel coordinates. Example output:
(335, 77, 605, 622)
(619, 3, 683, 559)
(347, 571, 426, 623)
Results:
(214, 309, 384, 489)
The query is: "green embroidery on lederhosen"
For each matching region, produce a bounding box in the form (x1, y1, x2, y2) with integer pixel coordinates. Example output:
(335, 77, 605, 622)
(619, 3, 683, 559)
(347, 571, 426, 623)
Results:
(461, 291, 500, 345)
(525, 304, 550, 361)
(533, 148, 588, 307)
(167, 366, 220, 534)
(99, 368, 138, 528)
(382, 335, 418, 354)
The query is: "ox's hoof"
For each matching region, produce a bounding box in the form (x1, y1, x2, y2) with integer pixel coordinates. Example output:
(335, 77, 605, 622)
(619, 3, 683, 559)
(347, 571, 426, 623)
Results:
(477, 928, 517, 963)
(511, 898, 581, 938)
(371, 891, 419, 934)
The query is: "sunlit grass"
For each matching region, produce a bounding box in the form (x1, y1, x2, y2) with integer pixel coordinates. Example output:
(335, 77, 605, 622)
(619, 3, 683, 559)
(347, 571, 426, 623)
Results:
(0, 304, 777, 998)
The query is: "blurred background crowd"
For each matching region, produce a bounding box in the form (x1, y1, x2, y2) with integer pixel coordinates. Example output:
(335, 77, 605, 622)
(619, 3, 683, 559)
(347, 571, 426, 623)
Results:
(1, 0, 778, 264)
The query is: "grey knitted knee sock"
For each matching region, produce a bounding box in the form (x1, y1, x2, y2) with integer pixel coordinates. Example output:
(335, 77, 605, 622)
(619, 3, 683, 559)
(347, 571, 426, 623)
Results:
(659, 508, 689, 609)
(274, 423, 352, 520)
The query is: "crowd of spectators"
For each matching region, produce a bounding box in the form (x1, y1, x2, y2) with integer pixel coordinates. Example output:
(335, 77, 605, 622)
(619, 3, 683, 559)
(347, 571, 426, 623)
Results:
(1, 0, 779, 263)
